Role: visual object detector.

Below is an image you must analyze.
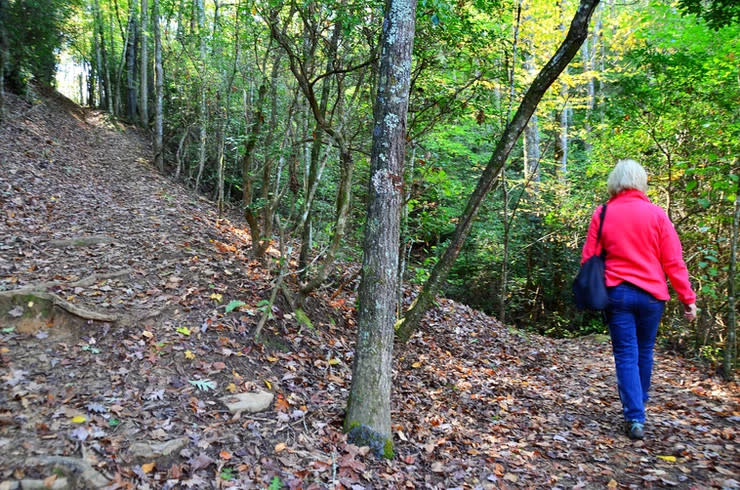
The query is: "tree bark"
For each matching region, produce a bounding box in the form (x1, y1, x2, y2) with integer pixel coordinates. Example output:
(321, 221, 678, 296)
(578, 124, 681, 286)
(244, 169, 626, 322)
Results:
(153, 0, 163, 171)
(344, 0, 416, 458)
(298, 21, 338, 279)
(125, 4, 138, 122)
(194, 0, 207, 191)
(557, 1, 569, 177)
(139, 0, 149, 126)
(0, 0, 9, 119)
(522, 50, 540, 183)
(396, 0, 601, 342)
(724, 184, 739, 380)
(95, 0, 113, 113)
(93, 27, 103, 107)
(268, 8, 369, 302)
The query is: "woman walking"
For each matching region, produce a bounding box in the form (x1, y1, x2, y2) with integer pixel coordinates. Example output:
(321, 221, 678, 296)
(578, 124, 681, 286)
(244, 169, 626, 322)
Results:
(581, 159, 697, 439)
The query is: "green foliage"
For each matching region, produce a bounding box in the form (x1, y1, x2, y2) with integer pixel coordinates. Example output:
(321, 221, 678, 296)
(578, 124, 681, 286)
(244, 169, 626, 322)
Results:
(4, 0, 79, 93)
(267, 476, 283, 490)
(219, 467, 235, 481)
(224, 300, 247, 313)
(677, 0, 740, 30)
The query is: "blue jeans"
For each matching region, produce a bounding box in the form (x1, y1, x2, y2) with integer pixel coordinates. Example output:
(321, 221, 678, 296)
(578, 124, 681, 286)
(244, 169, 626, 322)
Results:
(606, 283, 665, 424)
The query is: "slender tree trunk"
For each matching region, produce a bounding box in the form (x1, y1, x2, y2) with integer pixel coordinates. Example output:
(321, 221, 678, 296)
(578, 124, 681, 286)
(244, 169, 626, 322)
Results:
(125, 4, 138, 121)
(88, 62, 96, 107)
(194, 0, 207, 191)
(242, 82, 268, 243)
(725, 185, 739, 380)
(0, 0, 6, 120)
(93, 30, 103, 107)
(93, 0, 112, 112)
(175, 127, 189, 179)
(396, 0, 601, 341)
(176, 0, 185, 44)
(139, 0, 149, 126)
(216, 101, 226, 216)
(580, 3, 600, 154)
(557, 1, 569, 177)
(344, 0, 416, 457)
(522, 52, 540, 182)
(398, 145, 416, 316)
(153, 0, 163, 171)
(298, 23, 338, 278)
(297, 146, 354, 301)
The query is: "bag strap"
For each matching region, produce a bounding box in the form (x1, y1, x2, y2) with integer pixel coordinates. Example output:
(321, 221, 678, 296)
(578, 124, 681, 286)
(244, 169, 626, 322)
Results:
(597, 203, 607, 258)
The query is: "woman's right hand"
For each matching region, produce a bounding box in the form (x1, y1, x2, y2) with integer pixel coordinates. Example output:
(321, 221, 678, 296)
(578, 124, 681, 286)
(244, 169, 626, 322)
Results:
(684, 303, 697, 322)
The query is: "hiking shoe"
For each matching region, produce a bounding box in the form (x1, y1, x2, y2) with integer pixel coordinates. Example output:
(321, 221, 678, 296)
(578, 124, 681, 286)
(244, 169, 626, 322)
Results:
(624, 421, 644, 440)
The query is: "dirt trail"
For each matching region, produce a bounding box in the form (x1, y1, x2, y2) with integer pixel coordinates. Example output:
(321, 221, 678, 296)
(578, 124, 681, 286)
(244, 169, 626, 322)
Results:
(0, 88, 738, 489)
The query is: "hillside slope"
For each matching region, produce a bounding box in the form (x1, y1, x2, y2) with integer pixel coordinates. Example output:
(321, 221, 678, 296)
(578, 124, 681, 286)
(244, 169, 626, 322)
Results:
(0, 88, 738, 489)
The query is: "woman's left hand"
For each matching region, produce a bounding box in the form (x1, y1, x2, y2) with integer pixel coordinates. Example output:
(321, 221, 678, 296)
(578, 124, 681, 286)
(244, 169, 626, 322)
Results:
(684, 303, 697, 322)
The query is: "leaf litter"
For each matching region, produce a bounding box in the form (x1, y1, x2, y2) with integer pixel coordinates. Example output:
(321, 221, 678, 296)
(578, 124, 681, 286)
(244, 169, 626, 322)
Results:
(0, 88, 737, 488)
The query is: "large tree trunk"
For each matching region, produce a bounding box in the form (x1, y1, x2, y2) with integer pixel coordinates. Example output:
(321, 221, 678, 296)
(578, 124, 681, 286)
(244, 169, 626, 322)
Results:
(396, 0, 601, 342)
(153, 0, 163, 171)
(139, 0, 149, 126)
(344, 0, 416, 457)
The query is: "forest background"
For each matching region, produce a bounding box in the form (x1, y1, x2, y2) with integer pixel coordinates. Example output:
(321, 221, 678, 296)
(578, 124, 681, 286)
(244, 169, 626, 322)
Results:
(0, 0, 738, 377)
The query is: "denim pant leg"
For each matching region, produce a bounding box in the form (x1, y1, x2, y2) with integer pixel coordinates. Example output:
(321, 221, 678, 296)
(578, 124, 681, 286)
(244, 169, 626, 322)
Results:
(607, 284, 664, 423)
(635, 294, 665, 404)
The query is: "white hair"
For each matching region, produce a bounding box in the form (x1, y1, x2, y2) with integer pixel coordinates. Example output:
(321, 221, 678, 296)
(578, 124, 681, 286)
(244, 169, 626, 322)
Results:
(607, 159, 648, 198)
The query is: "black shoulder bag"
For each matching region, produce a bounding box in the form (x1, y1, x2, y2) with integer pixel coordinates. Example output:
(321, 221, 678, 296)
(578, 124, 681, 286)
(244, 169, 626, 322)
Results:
(573, 204, 609, 311)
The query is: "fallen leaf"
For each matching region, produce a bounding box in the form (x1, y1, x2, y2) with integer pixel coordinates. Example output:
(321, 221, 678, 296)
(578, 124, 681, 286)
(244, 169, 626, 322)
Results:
(43, 474, 57, 488)
(226, 383, 237, 393)
(176, 327, 191, 336)
(275, 395, 290, 412)
(219, 450, 232, 460)
(71, 416, 86, 424)
(411, 361, 422, 368)
(141, 462, 155, 474)
(607, 479, 618, 488)
(503, 473, 518, 483)
(210, 293, 223, 303)
(184, 350, 195, 359)
(657, 455, 677, 463)
(275, 443, 287, 453)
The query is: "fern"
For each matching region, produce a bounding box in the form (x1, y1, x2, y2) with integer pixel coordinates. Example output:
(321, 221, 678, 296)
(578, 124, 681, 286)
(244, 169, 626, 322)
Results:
(189, 379, 216, 391)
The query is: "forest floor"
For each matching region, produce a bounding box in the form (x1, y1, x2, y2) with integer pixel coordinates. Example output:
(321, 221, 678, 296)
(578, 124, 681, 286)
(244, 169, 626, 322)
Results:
(0, 87, 738, 490)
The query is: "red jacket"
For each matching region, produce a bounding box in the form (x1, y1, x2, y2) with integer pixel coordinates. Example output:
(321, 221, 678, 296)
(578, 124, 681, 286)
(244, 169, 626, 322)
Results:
(581, 190, 696, 305)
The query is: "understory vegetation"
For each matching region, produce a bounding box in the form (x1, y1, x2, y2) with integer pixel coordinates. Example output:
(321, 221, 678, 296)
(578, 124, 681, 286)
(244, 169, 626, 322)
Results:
(1, 0, 737, 373)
